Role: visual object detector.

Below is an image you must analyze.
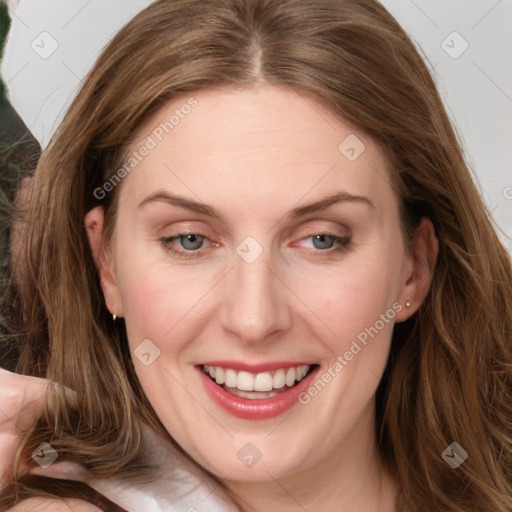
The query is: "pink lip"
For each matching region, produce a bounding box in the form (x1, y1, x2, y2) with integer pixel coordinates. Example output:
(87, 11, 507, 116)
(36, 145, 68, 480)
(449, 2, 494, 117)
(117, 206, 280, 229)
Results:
(195, 364, 320, 420)
(196, 360, 314, 373)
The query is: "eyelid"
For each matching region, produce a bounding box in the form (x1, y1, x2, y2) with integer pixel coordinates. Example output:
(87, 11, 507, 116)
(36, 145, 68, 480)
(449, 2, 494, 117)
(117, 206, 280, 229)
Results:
(295, 224, 351, 238)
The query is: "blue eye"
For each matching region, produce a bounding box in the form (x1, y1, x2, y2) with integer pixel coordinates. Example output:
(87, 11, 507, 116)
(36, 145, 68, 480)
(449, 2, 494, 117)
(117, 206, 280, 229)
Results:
(299, 234, 352, 256)
(311, 234, 337, 250)
(160, 232, 351, 260)
(160, 232, 208, 258)
(176, 233, 205, 251)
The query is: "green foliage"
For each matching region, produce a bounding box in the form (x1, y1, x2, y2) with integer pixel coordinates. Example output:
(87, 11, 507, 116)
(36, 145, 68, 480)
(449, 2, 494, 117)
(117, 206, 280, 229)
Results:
(0, 2, 11, 101)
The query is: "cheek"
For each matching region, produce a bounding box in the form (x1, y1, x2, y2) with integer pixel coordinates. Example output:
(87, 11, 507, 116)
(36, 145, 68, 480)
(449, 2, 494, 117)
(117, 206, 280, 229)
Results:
(112, 234, 187, 346)
(295, 255, 399, 335)
(119, 268, 196, 348)
(290, 251, 403, 393)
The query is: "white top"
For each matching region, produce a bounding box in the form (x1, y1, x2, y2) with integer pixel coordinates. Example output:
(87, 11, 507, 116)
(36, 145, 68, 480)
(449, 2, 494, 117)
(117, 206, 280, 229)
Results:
(40, 423, 241, 511)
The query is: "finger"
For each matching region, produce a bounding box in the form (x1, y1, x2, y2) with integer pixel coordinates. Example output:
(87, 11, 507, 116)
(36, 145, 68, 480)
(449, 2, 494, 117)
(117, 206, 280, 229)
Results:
(0, 433, 27, 489)
(0, 368, 77, 430)
(0, 368, 78, 488)
(0, 369, 50, 432)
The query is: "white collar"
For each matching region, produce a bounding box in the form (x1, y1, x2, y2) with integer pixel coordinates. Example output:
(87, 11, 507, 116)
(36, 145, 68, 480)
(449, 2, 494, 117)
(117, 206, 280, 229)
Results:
(37, 423, 241, 512)
(86, 424, 241, 511)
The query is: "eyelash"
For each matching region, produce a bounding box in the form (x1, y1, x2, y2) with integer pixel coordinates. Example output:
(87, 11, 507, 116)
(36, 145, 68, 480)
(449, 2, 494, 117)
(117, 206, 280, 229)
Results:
(159, 231, 352, 260)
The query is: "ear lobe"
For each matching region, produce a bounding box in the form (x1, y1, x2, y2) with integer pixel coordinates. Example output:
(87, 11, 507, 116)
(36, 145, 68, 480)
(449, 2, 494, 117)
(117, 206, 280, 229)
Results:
(84, 206, 123, 317)
(395, 217, 439, 322)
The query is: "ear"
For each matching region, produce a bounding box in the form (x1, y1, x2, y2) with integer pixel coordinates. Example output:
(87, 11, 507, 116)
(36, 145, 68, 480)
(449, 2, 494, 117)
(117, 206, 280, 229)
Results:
(84, 206, 124, 318)
(394, 217, 439, 322)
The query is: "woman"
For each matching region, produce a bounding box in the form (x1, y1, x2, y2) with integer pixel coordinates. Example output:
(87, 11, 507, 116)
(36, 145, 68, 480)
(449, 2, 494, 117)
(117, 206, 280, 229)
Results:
(1, 0, 511, 510)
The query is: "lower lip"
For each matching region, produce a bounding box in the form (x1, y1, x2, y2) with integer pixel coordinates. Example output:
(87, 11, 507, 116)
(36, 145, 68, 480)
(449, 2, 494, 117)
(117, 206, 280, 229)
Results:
(196, 365, 320, 420)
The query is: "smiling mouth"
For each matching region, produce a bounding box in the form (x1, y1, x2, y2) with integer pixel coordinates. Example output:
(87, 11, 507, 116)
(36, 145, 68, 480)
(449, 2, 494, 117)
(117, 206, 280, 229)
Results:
(200, 363, 318, 399)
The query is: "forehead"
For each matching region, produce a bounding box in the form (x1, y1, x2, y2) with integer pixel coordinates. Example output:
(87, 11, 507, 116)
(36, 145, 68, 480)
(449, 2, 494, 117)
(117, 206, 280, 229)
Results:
(117, 85, 396, 216)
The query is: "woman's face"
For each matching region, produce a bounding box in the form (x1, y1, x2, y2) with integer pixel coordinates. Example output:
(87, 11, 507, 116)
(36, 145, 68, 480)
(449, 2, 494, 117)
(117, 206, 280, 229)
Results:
(94, 84, 418, 481)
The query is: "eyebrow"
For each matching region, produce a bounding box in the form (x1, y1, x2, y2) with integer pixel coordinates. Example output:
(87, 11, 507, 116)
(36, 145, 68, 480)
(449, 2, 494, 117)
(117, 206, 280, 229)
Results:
(138, 190, 374, 219)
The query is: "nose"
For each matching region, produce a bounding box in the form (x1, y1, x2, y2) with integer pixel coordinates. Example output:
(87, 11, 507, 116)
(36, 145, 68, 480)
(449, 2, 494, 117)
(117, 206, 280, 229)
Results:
(220, 244, 291, 345)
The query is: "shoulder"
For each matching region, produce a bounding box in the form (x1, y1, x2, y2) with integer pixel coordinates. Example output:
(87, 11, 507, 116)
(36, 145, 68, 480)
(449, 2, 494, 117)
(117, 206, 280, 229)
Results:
(8, 497, 103, 512)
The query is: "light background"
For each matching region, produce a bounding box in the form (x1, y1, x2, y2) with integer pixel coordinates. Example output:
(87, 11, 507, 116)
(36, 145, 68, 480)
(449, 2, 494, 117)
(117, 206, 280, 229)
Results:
(382, 0, 512, 256)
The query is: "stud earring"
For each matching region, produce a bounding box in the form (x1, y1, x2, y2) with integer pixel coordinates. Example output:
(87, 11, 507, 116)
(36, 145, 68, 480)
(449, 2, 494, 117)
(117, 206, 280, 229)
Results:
(112, 313, 117, 321)
(405, 301, 411, 308)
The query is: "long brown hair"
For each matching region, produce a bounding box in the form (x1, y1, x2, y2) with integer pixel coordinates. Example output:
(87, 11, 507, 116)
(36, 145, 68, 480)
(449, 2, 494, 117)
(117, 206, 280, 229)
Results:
(1, 0, 511, 510)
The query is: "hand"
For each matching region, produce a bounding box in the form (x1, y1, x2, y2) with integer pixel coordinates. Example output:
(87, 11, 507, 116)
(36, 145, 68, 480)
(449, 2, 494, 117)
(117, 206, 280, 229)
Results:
(0, 368, 82, 488)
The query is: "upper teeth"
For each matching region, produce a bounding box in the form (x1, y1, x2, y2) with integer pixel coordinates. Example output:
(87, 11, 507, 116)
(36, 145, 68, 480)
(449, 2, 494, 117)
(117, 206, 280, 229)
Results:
(202, 365, 311, 392)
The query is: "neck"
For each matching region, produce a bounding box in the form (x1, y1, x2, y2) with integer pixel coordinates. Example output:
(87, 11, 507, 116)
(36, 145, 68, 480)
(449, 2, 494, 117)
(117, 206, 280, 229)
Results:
(222, 402, 398, 512)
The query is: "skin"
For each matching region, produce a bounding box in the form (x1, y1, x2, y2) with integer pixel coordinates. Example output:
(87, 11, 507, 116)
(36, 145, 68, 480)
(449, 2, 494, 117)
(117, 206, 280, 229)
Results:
(0, 369, 61, 487)
(8, 498, 101, 512)
(0, 370, 81, 488)
(85, 84, 438, 511)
